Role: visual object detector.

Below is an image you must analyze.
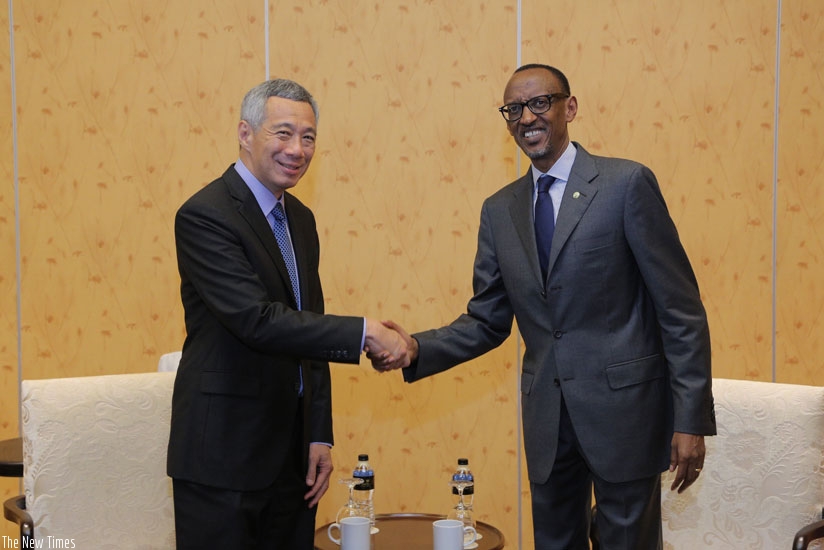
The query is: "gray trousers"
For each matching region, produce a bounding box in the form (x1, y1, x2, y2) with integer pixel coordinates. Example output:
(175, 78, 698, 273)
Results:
(530, 398, 663, 550)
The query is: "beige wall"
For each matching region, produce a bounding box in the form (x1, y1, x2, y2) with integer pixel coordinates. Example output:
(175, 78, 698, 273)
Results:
(776, 0, 824, 385)
(1, 0, 18, 526)
(1, 0, 822, 546)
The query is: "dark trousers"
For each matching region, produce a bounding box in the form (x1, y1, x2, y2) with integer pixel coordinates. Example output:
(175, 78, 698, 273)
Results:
(172, 402, 316, 549)
(530, 398, 663, 550)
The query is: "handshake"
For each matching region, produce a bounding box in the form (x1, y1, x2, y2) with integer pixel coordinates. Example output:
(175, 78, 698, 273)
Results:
(364, 319, 418, 372)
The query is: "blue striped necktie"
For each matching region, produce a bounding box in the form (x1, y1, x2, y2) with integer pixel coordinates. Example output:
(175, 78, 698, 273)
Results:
(534, 174, 556, 280)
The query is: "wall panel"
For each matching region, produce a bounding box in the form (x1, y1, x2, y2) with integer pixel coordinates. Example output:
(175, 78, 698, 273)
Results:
(776, 0, 824, 385)
(522, 0, 777, 385)
(13, 0, 263, 380)
(1, 2, 20, 540)
(268, 0, 522, 544)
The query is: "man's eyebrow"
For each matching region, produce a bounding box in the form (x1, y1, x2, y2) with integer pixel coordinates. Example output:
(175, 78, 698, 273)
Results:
(270, 122, 316, 135)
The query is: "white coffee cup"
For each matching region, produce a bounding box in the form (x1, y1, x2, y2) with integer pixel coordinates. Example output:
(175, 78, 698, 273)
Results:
(327, 516, 371, 549)
(433, 518, 477, 550)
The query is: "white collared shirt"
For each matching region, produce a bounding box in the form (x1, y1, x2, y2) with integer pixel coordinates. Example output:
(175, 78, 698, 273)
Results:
(234, 158, 292, 241)
(531, 141, 578, 221)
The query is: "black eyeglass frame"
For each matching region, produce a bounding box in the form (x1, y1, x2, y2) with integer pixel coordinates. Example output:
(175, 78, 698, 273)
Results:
(498, 93, 570, 122)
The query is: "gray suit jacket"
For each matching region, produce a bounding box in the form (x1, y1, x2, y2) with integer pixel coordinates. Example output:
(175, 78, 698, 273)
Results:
(404, 143, 715, 484)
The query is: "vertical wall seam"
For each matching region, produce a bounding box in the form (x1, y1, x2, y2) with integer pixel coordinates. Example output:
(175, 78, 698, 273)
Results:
(264, 0, 270, 79)
(772, 0, 782, 383)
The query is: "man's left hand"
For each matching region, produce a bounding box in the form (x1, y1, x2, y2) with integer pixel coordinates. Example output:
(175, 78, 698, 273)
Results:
(304, 443, 334, 507)
(669, 432, 705, 493)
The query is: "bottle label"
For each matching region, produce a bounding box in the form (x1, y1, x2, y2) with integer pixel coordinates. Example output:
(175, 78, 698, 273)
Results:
(452, 473, 474, 495)
(354, 474, 374, 490)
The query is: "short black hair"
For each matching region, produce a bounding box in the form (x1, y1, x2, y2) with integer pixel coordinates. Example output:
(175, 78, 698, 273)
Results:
(514, 64, 571, 95)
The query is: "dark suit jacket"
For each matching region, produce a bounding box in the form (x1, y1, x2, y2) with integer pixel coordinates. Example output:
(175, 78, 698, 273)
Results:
(404, 143, 715, 485)
(167, 164, 363, 492)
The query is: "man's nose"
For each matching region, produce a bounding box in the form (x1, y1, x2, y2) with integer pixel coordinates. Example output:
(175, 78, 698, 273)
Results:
(520, 105, 538, 124)
(284, 136, 307, 157)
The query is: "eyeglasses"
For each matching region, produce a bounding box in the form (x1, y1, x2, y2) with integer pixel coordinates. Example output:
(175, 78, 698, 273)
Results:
(498, 93, 570, 122)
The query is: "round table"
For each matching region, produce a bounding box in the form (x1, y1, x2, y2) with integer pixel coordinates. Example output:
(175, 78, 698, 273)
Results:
(0, 437, 23, 477)
(314, 512, 505, 550)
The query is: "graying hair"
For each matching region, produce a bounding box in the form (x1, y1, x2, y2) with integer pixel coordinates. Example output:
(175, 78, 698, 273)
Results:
(240, 79, 320, 130)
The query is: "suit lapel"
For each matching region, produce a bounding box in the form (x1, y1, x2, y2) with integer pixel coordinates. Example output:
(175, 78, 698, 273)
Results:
(223, 167, 300, 309)
(508, 172, 545, 284)
(546, 145, 599, 276)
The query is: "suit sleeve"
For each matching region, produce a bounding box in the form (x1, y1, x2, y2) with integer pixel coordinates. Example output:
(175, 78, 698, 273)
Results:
(405, 199, 514, 382)
(303, 224, 335, 445)
(624, 166, 715, 435)
(175, 197, 364, 364)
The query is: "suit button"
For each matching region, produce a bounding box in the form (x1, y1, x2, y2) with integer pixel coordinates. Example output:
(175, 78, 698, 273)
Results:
(553, 330, 563, 339)
(553, 378, 561, 387)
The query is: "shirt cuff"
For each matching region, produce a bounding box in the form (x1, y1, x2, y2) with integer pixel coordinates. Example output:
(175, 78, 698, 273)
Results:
(360, 317, 367, 351)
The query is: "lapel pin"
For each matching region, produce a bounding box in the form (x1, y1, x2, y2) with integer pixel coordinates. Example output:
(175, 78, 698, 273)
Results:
(572, 191, 581, 199)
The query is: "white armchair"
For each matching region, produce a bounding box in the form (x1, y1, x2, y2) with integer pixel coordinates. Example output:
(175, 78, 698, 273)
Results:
(590, 378, 824, 549)
(3, 372, 176, 549)
(661, 378, 824, 549)
(157, 351, 182, 372)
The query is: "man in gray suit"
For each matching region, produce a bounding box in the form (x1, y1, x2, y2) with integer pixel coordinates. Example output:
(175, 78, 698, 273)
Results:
(373, 64, 715, 549)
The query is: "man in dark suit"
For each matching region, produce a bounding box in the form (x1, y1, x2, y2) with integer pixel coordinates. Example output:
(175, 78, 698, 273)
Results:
(167, 79, 408, 549)
(374, 64, 715, 549)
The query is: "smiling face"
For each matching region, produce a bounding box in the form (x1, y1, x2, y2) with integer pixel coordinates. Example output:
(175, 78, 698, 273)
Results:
(238, 96, 317, 198)
(503, 67, 577, 173)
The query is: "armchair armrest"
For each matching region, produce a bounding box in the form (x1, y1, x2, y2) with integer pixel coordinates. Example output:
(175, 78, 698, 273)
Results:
(794, 517, 824, 550)
(4, 495, 34, 546)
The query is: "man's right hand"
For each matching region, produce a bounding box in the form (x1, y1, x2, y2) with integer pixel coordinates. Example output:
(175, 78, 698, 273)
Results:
(366, 319, 418, 371)
(364, 318, 411, 370)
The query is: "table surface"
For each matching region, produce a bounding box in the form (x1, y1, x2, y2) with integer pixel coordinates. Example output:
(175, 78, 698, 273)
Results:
(314, 513, 505, 550)
(0, 437, 23, 477)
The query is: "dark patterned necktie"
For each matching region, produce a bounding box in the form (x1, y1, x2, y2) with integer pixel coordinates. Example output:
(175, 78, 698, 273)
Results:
(272, 202, 301, 310)
(272, 201, 304, 395)
(534, 174, 556, 280)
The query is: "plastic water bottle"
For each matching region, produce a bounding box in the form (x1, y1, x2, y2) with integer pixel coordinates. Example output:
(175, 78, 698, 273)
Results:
(352, 453, 375, 529)
(451, 457, 475, 540)
(451, 457, 474, 508)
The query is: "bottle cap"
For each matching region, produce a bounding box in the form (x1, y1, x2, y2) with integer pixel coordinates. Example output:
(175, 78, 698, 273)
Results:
(458, 458, 469, 465)
(358, 454, 369, 461)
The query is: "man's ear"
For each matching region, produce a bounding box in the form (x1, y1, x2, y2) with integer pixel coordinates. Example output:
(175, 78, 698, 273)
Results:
(566, 96, 578, 123)
(238, 120, 253, 150)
